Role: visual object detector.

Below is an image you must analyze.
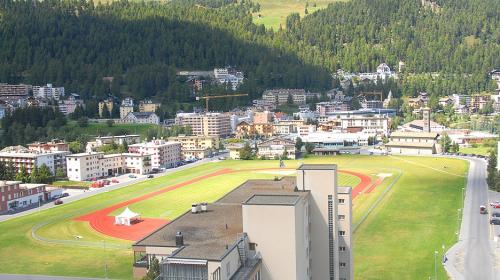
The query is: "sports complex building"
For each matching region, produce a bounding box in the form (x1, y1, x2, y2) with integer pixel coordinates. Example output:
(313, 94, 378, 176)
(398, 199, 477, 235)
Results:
(132, 164, 353, 280)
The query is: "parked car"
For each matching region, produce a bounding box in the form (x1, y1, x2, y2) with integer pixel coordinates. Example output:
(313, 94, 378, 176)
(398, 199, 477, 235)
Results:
(480, 205, 488, 214)
(102, 180, 110, 185)
(218, 157, 226, 160)
(128, 174, 137, 179)
(494, 204, 500, 209)
(147, 175, 154, 178)
(492, 212, 500, 218)
(111, 179, 119, 183)
(490, 201, 500, 207)
(54, 199, 63, 205)
(490, 218, 500, 225)
(61, 193, 69, 198)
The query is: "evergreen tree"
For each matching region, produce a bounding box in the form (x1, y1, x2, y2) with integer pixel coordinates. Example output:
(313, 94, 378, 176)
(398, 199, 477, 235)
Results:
(16, 165, 29, 183)
(295, 137, 304, 151)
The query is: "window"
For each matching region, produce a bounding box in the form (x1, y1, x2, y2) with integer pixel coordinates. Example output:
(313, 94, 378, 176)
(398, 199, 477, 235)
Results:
(226, 262, 231, 277)
(339, 246, 346, 252)
(328, 195, 335, 280)
(338, 198, 345, 204)
(249, 242, 256, 251)
(338, 215, 345, 220)
(339, 262, 346, 268)
(339, 231, 346, 236)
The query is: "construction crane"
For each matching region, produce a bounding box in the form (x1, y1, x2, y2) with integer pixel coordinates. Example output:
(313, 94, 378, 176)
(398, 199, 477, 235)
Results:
(196, 93, 249, 112)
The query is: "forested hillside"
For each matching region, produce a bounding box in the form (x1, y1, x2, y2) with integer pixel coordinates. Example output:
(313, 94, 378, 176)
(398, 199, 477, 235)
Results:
(0, 0, 498, 108)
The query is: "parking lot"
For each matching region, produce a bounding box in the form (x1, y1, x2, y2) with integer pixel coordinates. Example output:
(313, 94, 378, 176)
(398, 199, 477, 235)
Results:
(489, 191, 500, 239)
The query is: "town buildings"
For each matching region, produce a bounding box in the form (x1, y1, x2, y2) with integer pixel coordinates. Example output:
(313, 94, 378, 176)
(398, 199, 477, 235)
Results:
(120, 98, 135, 119)
(27, 140, 69, 153)
(302, 132, 370, 155)
(129, 140, 182, 169)
(121, 112, 160, 125)
(0, 146, 69, 175)
(139, 100, 161, 113)
(175, 112, 232, 137)
(213, 67, 244, 90)
(98, 99, 114, 118)
(256, 137, 296, 159)
(235, 121, 274, 139)
(33, 84, 65, 100)
(316, 101, 350, 115)
(132, 164, 352, 280)
(339, 115, 389, 136)
(385, 132, 440, 155)
(0, 181, 47, 213)
(58, 94, 84, 115)
(167, 135, 220, 160)
(85, 135, 141, 153)
(262, 89, 307, 106)
(66, 152, 152, 181)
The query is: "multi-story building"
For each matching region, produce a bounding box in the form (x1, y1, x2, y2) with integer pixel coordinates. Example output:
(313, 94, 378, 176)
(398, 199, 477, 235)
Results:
(273, 124, 294, 135)
(66, 152, 152, 181)
(167, 135, 219, 160)
(361, 100, 383, 109)
(85, 135, 141, 153)
(257, 137, 296, 159)
(0, 83, 31, 98)
(58, 94, 84, 115)
(235, 122, 274, 139)
(0, 146, 69, 175)
(0, 181, 46, 213)
(253, 111, 273, 124)
(132, 164, 352, 280)
(175, 113, 231, 137)
(33, 84, 65, 100)
(120, 97, 135, 119)
(121, 112, 160, 125)
(252, 99, 277, 111)
(469, 94, 491, 113)
(302, 132, 370, 155)
(340, 115, 389, 136)
(129, 140, 182, 169)
(98, 99, 114, 118)
(262, 89, 307, 106)
(139, 100, 161, 113)
(316, 101, 350, 116)
(385, 131, 440, 155)
(27, 140, 69, 153)
(213, 67, 244, 90)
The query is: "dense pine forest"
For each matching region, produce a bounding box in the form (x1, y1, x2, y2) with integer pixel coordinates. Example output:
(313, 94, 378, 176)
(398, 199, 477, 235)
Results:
(0, 0, 498, 107)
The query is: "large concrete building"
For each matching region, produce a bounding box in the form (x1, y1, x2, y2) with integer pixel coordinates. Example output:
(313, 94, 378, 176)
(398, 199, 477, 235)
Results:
(129, 140, 182, 169)
(257, 137, 296, 159)
(167, 135, 219, 160)
(262, 89, 307, 106)
(66, 152, 152, 181)
(86, 135, 141, 153)
(0, 181, 46, 213)
(0, 146, 69, 175)
(385, 131, 440, 155)
(132, 164, 352, 280)
(175, 113, 231, 137)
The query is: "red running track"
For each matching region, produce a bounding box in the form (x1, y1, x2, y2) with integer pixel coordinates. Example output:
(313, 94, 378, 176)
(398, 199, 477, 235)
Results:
(75, 168, 377, 241)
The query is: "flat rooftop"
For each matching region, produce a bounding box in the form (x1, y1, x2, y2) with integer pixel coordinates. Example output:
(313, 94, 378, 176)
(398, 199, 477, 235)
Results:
(134, 177, 306, 260)
(244, 194, 300, 205)
(297, 164, 337, 170)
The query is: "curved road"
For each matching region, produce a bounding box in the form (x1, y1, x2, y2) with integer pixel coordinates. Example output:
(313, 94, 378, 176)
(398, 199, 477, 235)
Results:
(445, 156, 495, 280)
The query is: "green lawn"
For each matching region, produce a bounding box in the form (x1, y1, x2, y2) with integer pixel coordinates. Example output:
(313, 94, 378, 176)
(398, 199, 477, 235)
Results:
(0, 156, 468, 279)
(64, 121, 156, 139)
(460, 146, 494, 156)
(52, 180, 91, 188)
(252, 0, 346, 30)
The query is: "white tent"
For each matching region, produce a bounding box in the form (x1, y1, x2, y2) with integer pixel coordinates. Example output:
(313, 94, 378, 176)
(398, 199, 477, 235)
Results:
(114, 207, 140, 226)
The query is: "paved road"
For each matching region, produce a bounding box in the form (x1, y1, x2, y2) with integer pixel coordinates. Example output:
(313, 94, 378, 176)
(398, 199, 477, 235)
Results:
(445, 156, 495, 280)
(0, 155, 223, 223)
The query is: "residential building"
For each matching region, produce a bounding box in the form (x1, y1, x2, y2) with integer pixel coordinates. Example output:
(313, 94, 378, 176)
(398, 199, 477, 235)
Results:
(273, 124, 294, 135)
(58, 94, 84, 115)
(235, 122, 274, 139)
(27, 140, 69, 153)
(175, 113, 231, 137)
(257, 137, 296, 159)
(262, 89, 306, 105)
(297, 124, 317, 136)
(400, 119, 446, 133)
(66, 152, 152, 181)
(302, 132, 370, 155)
(227, 143, 244, 160)
(252, 99, 277, 111)
(213, 67, 244, 90)
(0, 181, 46, 213)
(439, 96, 454, 107)
(253, 111, 273, 124)
(0, 146, 69, 175)
(490, 69, 500, 89)
(121, 112, 160, 125)
(98, 99, 114, 118)
(129, 140, 182, 169)
(85, 135, 141, 153)
(317, 101, 350, 116)
(316, 109, 397, 119)
(0, 83, 31, 101)
(167, 135, 219, 160)
(340, 115, 389, 136)
(33, 84, 65, 100)
(0, 101, 10, 119)
(139, 100, 161, 113)
(385, 131, 440, 155)
(132, 164, 352, 280)
(361, 100, 383, 109)
(469, 94, 491, 113)
(120, 98, 135, 119)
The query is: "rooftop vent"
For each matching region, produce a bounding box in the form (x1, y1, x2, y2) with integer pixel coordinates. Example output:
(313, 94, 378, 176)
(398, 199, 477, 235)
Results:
(175, 231, 184, 247)
(201, 202, 208, 212)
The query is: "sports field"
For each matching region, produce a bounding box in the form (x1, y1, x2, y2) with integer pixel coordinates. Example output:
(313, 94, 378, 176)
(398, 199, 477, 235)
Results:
(252, 0, 347, 30)
(0, 155, 467, 279)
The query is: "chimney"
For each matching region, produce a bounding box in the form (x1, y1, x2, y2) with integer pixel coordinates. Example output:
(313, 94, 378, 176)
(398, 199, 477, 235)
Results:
(175, 231, 184, 247)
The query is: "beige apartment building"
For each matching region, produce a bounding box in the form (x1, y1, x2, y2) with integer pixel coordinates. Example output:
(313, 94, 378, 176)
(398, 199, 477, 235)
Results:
(132, 164, 352, 280)
(139, 100, 161, 113)
(175, 113, 231, 137)
(128, 140, 182, 169)
(167, 135, 219, 160)
(262, 89, 307, 105)
(98, 99, 114, 118)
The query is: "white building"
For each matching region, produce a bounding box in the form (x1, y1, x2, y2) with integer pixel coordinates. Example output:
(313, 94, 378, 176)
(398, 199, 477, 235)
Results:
(0, 146, 69, 175)
(129, 140, 182, 169)
(385, 132, 440, 155)
(302, 132, 371, 151)
(66, 152, 152, 181)
(121, 112, 160, 125)
(85, 135, 141, 153)
(257, 137, 296, 159)
(213, 67, 244, 90)
(33, 84, 65, 100)
(340, 115, 390, 136)
(175, 112, 232, 137)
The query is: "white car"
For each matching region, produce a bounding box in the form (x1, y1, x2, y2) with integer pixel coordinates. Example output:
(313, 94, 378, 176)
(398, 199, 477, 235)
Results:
(490, 201, 500, 207)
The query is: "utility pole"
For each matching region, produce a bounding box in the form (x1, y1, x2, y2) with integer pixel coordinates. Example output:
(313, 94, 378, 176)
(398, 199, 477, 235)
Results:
(103, 240, 108, 279)
(434, 250, 438, 280)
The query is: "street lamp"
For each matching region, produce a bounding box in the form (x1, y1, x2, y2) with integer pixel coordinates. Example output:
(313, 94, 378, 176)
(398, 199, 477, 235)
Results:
(434, 250, 438, 280)
(102, 240, 108, 279)
(457, 208, 461, 241)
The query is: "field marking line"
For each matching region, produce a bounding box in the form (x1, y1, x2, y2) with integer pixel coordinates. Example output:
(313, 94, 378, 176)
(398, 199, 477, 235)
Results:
(389, 155, 466, 178)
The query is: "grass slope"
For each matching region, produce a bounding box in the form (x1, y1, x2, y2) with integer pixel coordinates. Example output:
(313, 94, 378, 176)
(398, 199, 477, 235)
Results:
(460, 146, 494, 156)
(0, 156, 467, 279)
(252, 0, 346, 30)
(64, 121, 156, 139)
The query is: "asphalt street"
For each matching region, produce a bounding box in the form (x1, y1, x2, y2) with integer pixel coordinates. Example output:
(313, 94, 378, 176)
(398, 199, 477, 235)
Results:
(445, 156, 496, 280)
